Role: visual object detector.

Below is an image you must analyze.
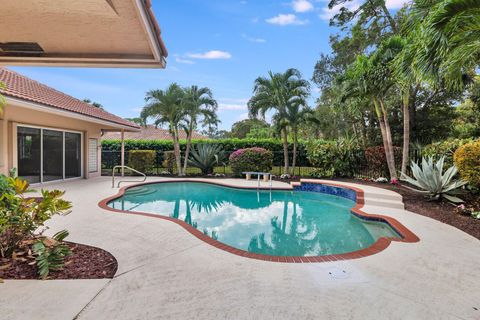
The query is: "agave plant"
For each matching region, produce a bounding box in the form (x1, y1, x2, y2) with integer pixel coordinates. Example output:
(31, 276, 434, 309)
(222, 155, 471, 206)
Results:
(400, 156, 467, 203)
(187, 144, 226, 175)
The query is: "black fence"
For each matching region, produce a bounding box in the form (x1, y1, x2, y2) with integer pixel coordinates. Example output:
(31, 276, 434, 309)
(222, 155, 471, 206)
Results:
(101, 149, 421, 179)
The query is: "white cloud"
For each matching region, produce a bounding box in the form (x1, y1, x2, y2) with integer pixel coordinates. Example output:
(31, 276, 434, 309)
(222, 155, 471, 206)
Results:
(186, 50, 232, 60)
(319, 0, 360, 20)
(175, 57, 195, 64)
(266, 14, 308, 26)
(292, 0, 314, 12)
(385, 0, 409, 9)
(241, 34, 266, 43)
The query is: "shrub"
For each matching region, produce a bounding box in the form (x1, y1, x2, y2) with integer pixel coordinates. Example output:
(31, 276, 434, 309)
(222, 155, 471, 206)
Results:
(162, 151, 176, 173)
(306, 139, 364, 178)
(229, 147, 273, 176)
(102, 138, 311, 168)
(0, 177, 71, 258)
(422, 138, 473, 167)
(400, 156, 467, 203)
(454, 140, 480, 189)
(188, 144, 226, 175)
(128, 150, 156, 172)
(365, 146, 402, 177)
(33, 230, 72, 279)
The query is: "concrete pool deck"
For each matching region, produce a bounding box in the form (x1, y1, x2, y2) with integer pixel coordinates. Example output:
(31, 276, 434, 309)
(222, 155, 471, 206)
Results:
(1, 177, 479, 319)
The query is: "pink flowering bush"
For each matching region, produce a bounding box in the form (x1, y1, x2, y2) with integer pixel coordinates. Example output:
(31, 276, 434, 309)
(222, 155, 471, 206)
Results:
(229, 147, 273, 176)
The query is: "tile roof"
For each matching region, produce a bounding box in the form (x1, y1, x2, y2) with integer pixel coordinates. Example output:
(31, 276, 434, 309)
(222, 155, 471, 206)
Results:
(0, 68, 140, 129)
(102, 125, 208, 141)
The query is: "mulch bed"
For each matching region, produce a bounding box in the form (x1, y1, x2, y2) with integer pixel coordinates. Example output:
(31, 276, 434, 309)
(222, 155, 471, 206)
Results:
(311, 177, 480, 240)
(0, 242, 117, 280)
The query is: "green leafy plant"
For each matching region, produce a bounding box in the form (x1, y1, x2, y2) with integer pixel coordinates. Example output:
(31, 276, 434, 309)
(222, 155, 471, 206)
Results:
(32, 230, 72, 279)
(422, 138, 473, 167)
(453, 140, 480, 190)
(0, 177, 72, 258)
(188, 144, 226, 175)
(128, 150, 156, 173)
(400, 156, 467, 203)
(229, 147, 273, 176)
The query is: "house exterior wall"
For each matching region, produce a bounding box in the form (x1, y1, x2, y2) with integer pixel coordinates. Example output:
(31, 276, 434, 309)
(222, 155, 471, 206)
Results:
(0, 102, 115, 180)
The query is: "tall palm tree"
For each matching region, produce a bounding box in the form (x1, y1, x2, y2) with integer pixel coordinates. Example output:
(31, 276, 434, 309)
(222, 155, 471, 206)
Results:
(141, 83, 186, 175)
(342, 37, 403, 181)
(181, 85, 219, 175)
(248, 68, 310, 175)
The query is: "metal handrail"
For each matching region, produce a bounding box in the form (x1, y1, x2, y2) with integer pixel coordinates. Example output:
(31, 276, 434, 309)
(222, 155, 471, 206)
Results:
(112, 165, 147, 188)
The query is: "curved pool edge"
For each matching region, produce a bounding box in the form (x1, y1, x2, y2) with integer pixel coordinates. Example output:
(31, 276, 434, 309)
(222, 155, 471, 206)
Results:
(98, 179, 420, 263)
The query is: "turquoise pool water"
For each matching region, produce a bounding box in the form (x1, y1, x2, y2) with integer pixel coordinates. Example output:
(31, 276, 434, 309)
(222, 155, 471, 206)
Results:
(108, 182, 399, 257)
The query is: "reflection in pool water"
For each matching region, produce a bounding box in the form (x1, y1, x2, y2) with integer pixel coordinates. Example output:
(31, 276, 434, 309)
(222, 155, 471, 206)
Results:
(108, 182, 399, 256)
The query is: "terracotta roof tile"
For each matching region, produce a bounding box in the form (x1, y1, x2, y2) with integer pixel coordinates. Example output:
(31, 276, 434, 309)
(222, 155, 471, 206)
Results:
(102, 125, 207, 141)
(0, 68, 140, 129)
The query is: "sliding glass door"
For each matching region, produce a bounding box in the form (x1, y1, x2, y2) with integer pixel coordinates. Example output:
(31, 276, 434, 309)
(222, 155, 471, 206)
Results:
(17, 126, 82, 184)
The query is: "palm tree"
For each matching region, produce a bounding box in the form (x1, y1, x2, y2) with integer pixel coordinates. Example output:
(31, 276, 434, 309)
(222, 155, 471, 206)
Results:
(248, 68, 310, 175)
(141, 83, 186, 175)
(404, 0, 480, 90)
(181, 86, 219, 175)
(342, 37, 403, 181)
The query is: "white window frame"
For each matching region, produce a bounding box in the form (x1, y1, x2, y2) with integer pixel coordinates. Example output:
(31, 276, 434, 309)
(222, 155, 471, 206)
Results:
(14, 123, 84, 184)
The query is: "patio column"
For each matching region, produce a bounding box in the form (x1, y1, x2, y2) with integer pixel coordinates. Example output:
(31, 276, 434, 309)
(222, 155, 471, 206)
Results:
(121, 129, 125, 176)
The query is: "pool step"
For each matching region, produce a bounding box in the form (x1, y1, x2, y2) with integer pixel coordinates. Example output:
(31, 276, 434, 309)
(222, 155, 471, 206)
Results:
(361, 196, 405, 210)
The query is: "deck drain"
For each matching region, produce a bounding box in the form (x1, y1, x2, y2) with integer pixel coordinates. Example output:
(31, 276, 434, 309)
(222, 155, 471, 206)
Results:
(327, 267, 349, 279)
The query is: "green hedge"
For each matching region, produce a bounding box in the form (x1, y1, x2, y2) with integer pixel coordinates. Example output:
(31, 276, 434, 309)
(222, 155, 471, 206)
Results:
(128, 150, 156, 172)
(102, 138, 310, 167)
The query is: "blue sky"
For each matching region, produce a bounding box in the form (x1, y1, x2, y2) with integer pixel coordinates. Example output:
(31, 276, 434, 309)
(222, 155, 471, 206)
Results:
(11, 0, 405, 130)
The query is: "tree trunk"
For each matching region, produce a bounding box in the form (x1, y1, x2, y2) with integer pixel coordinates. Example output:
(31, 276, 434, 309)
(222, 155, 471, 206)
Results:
(172, 127, 183, 176)
(401, 90, 410, 175)
(373, 98, 397, 181)
(281, 127, 290, 175)
(182, 121, 194, 176)
(379, 99, 398, 181)
(380, 3, 398, 33)
(291, 127, 298, 176)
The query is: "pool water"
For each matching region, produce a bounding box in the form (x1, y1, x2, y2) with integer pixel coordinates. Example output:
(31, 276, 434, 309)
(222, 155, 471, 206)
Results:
(108, 182, 399, 257)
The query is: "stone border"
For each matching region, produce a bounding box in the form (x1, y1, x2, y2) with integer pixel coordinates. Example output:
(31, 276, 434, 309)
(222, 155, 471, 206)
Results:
(98, 179, 419, 263)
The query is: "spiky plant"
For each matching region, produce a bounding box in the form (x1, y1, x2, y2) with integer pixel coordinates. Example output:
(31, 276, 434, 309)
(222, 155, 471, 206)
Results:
(400, 156, 467, 203)
(187, 144, 226, 175)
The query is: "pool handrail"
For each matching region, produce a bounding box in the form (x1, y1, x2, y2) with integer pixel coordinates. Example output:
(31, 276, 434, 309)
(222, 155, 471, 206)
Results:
(112, 165, 147, 188)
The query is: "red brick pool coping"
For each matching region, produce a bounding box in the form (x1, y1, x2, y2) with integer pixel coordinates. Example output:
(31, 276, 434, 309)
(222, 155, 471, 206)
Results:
(98, 179, 419, 263)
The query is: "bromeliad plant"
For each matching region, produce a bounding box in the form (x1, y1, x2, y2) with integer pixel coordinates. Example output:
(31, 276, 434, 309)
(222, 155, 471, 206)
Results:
(400, 156, 467, 203)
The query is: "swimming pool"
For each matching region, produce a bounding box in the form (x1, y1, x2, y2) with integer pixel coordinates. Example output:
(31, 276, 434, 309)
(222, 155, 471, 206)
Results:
(104, 181, 409, 260)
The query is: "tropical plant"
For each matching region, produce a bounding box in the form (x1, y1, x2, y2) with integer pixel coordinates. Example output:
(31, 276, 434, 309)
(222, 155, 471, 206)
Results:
(32, 230, 72, 279)
(181, 85, 219, 175)
(128, 150, 156, 173)
(188, 144, 226, 175)
(400, 156, 467, 203)
(229, 148, 273, 176)
(141, 83, 186, 176)
(248, 68, 310, 174)
(422, 138, 473, 167)
(453, 140, 480, 189)
(0, 177, 72, 258)
(403, 0, 480, 90)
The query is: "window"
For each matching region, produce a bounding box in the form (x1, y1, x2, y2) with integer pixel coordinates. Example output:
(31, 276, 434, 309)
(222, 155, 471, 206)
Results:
(88, 138, 98, 173)
(17, 126, 82, 184)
